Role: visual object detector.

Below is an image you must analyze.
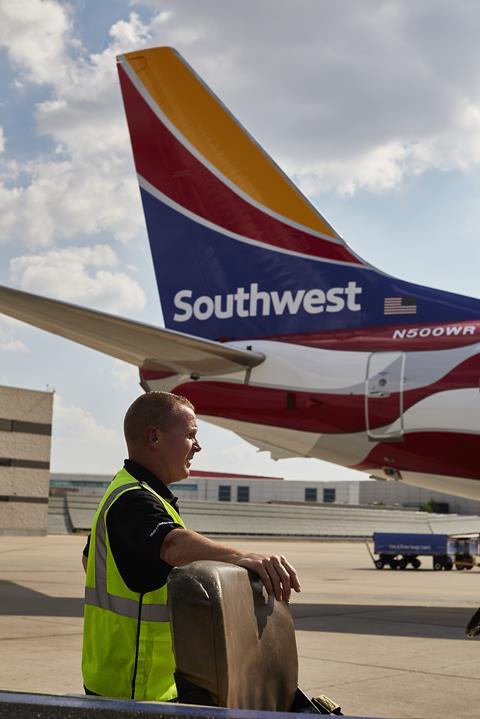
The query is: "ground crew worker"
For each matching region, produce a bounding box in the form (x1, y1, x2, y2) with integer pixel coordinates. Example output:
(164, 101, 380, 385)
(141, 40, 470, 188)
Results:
(82, 391, 301, 701)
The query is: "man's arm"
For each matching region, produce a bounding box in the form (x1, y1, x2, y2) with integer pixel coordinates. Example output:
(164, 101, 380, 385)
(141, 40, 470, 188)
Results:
(160, 528, 301, 602)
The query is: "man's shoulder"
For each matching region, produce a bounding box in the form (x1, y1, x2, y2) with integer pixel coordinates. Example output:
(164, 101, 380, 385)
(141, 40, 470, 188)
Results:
(111, 482, 166, 509)
(108, 482, 179, 521)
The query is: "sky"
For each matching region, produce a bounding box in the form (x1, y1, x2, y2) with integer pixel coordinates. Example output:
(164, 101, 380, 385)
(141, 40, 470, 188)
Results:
(1, 0, 480, 480)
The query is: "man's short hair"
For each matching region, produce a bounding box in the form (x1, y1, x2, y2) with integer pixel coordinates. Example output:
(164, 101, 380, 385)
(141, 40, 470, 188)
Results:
(124, 391, 194, 448)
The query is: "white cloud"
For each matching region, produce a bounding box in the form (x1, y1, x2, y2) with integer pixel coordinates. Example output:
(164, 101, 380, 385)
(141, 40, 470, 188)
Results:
(0, 316, 29, 353)
(0, 0, 71, 86)
(287, 142, 413, 196)
(0, 0, 475, 253)
(0, 335, 28, 352)
(109, 11, 153, 45)
(53, 394, 118, 441)
(0, 7, 152, 248)
(111, 359, 139, 388)
(10, 244, 146, 313)
(51, 394, 126, 473)
(131, 0, 480, 194)
(0, 127, 5, 154)
(1, 0, 480, 249)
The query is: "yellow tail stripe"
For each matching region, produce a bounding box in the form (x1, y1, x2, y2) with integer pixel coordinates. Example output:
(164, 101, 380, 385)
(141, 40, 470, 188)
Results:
(124, 47, 337, 239)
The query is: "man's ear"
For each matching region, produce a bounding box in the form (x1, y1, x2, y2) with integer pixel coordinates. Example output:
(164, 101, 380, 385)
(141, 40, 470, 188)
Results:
(146, 427, 160, 446)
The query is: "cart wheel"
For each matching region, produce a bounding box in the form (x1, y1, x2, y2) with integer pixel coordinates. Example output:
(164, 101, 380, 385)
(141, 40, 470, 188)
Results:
(375, 559, 385, 570)
(433, 561, 443, 571)
(412, 559, 421, 570)
(389, 559, 399, 570)
(398, 558, 408, 570)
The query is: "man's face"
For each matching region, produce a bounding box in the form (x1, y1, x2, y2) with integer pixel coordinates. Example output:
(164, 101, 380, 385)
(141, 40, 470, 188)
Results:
(153, 406, 201, 484)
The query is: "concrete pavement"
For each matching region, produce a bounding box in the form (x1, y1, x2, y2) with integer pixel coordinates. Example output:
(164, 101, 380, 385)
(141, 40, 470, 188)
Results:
(1, 535, 479, 718)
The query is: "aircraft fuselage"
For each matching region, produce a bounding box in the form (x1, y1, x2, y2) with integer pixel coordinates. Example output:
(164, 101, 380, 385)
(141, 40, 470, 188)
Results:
(143, 331, 480, 499)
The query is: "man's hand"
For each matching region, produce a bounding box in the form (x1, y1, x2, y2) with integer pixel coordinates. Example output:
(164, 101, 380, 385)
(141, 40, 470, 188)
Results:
(235, 552, 301, 603)
(161, 529, 301, 602)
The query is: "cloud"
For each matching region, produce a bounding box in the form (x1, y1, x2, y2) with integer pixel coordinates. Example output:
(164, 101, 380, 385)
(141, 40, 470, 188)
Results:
(53, 394, 118, 441)
(1, 0, 480, 252)
(132, 0, 480, 194)
(111, 359, 140, 388)
(0, 156, 141, 247)
(10, 244, 146, 313)
(286, 142, 414, 196)
(51, 394, 126, 472)
(0, 316, 29, 353)
(0, 0, 72, 86)
(0, 6, 151, 248)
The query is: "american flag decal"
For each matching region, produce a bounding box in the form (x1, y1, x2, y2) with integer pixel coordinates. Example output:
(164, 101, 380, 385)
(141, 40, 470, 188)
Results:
(384, 296, 417, 315)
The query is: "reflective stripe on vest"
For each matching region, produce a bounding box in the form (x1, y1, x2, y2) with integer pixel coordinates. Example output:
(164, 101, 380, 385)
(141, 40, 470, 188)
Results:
(84, 482, 169, 622)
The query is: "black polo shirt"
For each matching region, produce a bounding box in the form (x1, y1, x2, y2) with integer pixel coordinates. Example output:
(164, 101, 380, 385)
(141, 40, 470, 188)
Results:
(83, 459, 184, 593)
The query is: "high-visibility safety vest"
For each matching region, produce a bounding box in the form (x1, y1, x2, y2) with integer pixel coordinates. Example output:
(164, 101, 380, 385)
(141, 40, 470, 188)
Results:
(82, 467, 185, 701)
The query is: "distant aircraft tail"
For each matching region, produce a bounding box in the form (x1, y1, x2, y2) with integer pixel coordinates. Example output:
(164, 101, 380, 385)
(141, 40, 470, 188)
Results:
(117, 47, 479, 343)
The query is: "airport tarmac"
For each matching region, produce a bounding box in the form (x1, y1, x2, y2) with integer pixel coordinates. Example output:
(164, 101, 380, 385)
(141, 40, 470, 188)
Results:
(1, 535, 480, 719)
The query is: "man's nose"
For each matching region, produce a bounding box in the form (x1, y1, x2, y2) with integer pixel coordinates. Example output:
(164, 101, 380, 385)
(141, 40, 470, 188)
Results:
(193, 439, 202, 452)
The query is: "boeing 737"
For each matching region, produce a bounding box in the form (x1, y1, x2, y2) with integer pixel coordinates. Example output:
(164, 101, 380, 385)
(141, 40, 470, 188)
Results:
(0, 47, 479, 499)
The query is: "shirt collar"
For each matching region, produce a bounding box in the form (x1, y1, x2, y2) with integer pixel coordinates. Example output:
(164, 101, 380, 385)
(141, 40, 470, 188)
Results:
(123, 459, 178, 507)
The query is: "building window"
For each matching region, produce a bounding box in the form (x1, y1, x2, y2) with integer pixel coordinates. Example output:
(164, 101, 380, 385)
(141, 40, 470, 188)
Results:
(323, 488, 336, 503)
(218, 485, 231, 502)
(305, 487, 317, 502)
(0, 418, 51, 435)
(237, 486, 250, 502)
(0, 458, 50, 469)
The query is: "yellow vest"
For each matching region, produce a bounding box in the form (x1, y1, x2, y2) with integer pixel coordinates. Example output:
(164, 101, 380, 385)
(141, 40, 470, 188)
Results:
(82, 467, 185, 700)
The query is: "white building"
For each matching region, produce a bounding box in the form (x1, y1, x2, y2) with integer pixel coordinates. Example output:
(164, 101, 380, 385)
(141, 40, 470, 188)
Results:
(50, 469, 480, 515)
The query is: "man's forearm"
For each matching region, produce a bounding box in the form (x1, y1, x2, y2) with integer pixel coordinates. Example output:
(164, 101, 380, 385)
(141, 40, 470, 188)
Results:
(160, 528, 243, 567)
(160, 528, 301, 602)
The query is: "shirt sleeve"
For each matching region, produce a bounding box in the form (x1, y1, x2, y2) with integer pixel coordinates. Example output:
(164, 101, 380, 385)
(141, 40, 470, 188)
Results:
(105, 488, 184, 594)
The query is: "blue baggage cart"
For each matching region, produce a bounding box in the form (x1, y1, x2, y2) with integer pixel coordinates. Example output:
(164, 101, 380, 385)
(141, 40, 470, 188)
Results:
(372, 532, 453, 570)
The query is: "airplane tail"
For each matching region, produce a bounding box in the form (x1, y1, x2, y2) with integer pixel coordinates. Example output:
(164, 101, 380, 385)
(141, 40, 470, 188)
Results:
(117, 48, 480, 344)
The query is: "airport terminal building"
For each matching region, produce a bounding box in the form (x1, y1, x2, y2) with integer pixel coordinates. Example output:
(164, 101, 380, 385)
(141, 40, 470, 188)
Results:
(50, 469, 480, 516)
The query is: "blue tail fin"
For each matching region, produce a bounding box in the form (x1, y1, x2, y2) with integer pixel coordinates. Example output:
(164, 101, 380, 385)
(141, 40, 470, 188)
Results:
(118, 47, 480, 343)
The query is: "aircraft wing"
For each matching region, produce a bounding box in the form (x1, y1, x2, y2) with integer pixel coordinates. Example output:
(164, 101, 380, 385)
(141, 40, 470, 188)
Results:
(0, 285, 265, 376)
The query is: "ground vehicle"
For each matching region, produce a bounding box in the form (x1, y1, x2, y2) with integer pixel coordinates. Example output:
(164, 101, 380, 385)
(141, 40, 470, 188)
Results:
(371, 532, 478, 570)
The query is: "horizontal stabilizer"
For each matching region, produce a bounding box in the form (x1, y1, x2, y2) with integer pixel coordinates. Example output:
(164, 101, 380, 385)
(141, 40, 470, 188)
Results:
(0, 285, 265, 376)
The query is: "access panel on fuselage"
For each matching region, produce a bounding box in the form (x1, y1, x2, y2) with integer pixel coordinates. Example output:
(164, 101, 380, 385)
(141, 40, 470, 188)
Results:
(365, 352, 405, 440)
